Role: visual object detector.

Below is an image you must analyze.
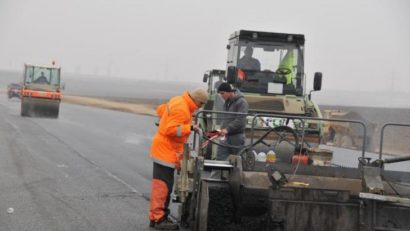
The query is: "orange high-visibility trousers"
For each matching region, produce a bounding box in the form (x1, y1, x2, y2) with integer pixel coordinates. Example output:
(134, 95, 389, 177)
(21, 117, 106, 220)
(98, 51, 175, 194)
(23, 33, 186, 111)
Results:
(149, 162, 174, 222)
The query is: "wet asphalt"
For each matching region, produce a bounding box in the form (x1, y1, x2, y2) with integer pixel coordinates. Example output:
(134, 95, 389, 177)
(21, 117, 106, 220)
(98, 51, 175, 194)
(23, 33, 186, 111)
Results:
(0, 94, 158, 231)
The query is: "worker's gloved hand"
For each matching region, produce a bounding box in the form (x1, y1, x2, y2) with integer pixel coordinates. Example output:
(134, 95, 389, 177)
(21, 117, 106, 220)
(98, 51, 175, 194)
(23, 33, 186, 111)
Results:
(220, 128, 228, 137)
(191, 124, 200, 132)
(175, 160, 181, 171)
(206, 130, 221, 138)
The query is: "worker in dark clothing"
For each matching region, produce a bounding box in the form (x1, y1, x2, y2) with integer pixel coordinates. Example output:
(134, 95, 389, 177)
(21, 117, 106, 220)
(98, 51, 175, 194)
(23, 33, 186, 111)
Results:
(237, 47, 261, 71)
(33, 71, 49, 84)
(148, 88, 208, 230)
(216, 83, 249, 160)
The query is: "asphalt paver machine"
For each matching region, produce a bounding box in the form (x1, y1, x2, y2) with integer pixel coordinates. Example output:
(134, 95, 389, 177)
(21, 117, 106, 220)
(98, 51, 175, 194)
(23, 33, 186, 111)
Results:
(174, 31, 410, 231)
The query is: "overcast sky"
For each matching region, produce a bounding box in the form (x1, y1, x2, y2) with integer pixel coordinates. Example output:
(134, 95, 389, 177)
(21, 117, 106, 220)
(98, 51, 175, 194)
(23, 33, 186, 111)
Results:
(1, 0, 409, 92)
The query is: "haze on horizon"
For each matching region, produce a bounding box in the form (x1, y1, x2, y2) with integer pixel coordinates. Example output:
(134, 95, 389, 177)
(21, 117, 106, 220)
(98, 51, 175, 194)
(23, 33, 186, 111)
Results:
(1, 0, 409, 94)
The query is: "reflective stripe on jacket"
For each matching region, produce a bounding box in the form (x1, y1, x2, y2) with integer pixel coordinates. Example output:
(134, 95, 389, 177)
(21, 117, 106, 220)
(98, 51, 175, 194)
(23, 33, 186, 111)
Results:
(150, 91, 198, 168)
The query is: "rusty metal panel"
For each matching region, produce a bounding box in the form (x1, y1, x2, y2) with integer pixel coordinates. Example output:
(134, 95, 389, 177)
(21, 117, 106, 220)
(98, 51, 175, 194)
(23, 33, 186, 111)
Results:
(373, 203, 410, 230)
(268, 188, 360, 231)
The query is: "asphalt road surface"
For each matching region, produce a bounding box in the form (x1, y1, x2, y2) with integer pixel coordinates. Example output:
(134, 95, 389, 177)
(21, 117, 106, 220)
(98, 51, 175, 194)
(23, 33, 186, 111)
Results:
(0, 94, 157, 231)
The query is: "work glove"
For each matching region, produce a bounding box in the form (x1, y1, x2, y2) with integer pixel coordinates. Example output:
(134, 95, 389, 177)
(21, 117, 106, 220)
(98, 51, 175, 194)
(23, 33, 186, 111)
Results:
(191, 124, 200, 132)
(175, 160, 181, 171)
(220, 128, 229, 137)
(206, 130, 221, 139)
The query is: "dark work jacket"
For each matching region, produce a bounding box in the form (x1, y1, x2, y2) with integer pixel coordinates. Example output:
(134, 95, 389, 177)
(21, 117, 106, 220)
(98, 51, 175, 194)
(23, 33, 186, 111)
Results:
(221, 92, 249, 135)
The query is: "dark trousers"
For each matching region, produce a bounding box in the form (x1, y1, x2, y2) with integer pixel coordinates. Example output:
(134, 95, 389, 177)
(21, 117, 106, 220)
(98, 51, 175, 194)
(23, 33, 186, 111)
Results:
(216, 133, 245, 160)
(149, 162, 175, 221)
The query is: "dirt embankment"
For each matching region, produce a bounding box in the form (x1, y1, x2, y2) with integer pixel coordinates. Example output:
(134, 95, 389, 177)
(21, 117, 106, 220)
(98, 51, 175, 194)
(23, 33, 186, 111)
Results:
(321, 105, 410, 155)
(62, 95, 159, 117)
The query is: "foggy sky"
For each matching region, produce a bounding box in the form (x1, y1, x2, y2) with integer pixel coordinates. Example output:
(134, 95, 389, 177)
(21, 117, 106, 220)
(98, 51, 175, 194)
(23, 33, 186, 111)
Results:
(1, 0, 409, 93)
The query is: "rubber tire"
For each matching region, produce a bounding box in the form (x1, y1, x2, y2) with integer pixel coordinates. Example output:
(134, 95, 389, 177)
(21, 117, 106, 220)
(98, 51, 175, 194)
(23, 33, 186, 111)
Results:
(53, 105, 60, 118)
(21, 98, 29, 117)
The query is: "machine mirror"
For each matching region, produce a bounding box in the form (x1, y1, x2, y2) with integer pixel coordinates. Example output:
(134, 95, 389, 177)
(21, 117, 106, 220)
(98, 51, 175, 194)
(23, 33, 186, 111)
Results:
(203, 73, 209, 83)
(313, 72, 322, 91)
(226, 66, 237, 84)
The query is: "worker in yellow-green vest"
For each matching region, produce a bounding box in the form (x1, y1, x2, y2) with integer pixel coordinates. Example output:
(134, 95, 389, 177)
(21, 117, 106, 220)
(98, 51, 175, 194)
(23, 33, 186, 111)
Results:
(276, 49, 295, 85)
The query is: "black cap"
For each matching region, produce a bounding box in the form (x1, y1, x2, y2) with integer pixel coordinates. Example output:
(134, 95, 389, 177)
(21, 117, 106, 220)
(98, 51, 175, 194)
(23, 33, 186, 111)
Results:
(217, 83, 235, 92)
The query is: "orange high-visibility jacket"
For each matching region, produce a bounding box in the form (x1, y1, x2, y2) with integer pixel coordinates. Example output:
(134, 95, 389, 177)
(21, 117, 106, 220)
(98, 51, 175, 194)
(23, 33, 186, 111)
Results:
(150, 91, 199, 168)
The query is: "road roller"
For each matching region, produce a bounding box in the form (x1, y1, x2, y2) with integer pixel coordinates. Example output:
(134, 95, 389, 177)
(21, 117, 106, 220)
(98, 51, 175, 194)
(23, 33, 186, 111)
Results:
(21, 63, 62, 118)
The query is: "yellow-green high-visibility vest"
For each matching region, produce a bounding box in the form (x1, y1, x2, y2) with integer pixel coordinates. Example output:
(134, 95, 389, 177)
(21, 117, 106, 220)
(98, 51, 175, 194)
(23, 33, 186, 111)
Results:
(277, 50, 295, 84)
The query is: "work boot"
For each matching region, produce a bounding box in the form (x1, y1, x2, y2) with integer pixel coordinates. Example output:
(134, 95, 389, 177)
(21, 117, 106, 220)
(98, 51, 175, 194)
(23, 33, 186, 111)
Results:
(151, 217, 179, 230)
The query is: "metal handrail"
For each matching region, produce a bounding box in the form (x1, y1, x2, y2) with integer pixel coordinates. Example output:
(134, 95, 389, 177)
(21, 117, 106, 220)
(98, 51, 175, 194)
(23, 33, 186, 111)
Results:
(379, 123, 410, 160)
(194, 110, 368, 157)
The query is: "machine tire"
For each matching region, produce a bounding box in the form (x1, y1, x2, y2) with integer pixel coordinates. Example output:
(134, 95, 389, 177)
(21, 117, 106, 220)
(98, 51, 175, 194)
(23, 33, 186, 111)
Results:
(340, 135, 353, 148)
(20, 98, 29, 117)
(53, 105, 60, 118)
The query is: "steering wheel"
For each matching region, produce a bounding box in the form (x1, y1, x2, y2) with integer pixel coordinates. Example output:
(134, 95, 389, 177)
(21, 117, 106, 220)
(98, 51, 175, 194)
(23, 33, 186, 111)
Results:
(276, 67, 292, 75)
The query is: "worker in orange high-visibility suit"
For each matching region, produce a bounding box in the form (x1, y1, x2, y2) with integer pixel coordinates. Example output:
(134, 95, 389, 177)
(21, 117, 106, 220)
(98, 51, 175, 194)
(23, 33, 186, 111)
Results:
(149, 88, 208, 230)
